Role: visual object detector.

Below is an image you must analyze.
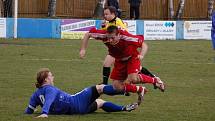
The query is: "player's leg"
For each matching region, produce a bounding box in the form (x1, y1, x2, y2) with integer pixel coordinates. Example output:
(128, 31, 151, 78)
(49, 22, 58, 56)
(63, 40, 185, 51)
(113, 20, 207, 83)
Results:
(102, 55, 115, 84)
(127, 57, 165, 92)
(96, 99, 138, 112)
(130, 5, 134, 19)
(110, 59, 146, 95)
(87, 84, 133, 104)
(96, 82, 145, 97)
(87, 84, 146, 107)
(140, 66, 165, 91)
(127, 56, 154, 84)
(126, 73, 148, 105)
(134, 5, 140, 19)
(96, 84, 124, 96)
(74, 85, 123, 114)
(86, 87, 138, 113)
(111, 79, 148, 104)
(74, 86, 100, 114)
(140, 66, 155, 77)
(138, 73, 165, 92)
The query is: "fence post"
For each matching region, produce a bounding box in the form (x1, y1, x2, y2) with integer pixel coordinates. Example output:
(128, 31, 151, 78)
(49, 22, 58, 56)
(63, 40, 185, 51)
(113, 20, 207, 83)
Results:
(176, 0, 185, 20)
(169, 0, 174, 19)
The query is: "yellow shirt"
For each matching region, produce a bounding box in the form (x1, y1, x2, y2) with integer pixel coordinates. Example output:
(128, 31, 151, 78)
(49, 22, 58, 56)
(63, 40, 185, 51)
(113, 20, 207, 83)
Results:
(101, 17, 128, 31)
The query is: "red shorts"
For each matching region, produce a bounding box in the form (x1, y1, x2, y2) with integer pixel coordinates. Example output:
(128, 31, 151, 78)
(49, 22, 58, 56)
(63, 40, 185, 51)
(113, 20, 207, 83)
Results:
(110, 56, 141, 80)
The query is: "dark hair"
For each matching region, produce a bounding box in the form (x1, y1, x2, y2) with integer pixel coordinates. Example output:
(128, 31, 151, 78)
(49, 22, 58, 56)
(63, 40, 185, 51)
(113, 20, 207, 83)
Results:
(107, 25, 119, 34)
(35, 68, 50, 88)
(104, 6, 117, 15)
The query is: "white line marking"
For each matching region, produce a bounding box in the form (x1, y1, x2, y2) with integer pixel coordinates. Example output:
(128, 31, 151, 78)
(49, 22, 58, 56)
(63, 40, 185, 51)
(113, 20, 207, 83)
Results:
(24, 58, 103, 63)
(23, 58, 215, 65)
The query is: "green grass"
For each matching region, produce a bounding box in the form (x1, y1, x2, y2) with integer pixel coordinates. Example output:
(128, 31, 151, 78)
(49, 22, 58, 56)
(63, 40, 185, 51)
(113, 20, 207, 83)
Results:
(0, 38, 215, 121)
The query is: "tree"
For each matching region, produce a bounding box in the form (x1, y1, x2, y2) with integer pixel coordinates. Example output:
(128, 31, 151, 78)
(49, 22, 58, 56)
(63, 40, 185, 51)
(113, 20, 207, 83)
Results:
(3, 0, 13, 17)
(169, 0, 174, 19)
(176, 0, 185, 20)
(208, 0, 214, 20)
(93, 0, 106, 18)
(48, 0, 57, 17)
(0, 0, 2, 17)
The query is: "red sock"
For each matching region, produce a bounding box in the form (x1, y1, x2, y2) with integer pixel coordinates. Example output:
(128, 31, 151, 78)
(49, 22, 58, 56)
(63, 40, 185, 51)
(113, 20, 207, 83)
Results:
(138, 74, 155, 84)
(124, 84, 142, 93)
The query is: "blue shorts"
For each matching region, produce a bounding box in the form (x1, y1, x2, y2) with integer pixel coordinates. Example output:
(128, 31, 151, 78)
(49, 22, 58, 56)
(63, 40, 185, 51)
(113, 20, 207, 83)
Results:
(74, 86, 100, 114)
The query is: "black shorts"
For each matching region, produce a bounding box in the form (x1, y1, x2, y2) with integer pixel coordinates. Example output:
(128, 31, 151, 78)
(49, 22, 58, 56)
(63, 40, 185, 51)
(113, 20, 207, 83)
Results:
(87, 86, 100, 113)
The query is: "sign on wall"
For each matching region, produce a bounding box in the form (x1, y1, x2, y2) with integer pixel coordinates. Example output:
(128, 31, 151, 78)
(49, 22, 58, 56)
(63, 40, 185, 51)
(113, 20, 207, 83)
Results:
(0, 18, 6, 38)
(144, 21, 176, 40)
(124, 20, 136, 35)
(61, 19, 96, 39)
(184, 21, 212, 40)
(96, 20, 137, 35)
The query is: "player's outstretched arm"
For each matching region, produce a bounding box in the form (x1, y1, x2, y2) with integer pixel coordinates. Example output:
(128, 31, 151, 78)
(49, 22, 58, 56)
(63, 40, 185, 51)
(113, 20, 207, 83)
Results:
(25, 93, 38, 114)
(80, 32, 91, 59)
(80, 28, 106, 59)
(138, 42, 148, 60)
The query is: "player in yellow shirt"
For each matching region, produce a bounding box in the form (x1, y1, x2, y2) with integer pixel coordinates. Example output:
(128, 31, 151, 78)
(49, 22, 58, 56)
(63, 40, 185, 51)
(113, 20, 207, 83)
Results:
(100, 6, 127, 85)
(101, 7, 127, 31)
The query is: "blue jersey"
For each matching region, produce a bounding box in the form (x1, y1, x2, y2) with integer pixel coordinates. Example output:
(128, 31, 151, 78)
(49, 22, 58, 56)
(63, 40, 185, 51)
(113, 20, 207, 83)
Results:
(211, 12, 215, 49)
(212, 12, 215, 32)
(25, 85, 96, 114)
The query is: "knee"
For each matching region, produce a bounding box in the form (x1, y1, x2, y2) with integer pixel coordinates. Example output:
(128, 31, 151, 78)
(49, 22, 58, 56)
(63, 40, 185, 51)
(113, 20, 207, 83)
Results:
(112, 81, 124, 91)
(103, 55, 115, 67)
(95, 99, 106, 108)
(103, 60, 111, 67)
(96, 84, 105, 94)
(128, 76, 139, 84)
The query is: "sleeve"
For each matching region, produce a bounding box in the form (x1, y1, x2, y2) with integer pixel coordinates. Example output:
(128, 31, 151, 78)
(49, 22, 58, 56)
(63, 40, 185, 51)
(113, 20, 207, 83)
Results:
(119, 30, 144, 47)
(212, 13, 215, 32)
(116, 19, 128, 31)
(25, 93, 38, 114)
(137, 35, 144, 46)
(41, 87, 58, 114)
(100, 20, 108, 30)
(101, 24, 107, 30)
(89, 28, 107, 40)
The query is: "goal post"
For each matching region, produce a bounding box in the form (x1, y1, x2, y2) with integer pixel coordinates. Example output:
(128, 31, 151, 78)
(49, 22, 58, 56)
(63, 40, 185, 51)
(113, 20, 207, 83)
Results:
(14, 0, 18, 38)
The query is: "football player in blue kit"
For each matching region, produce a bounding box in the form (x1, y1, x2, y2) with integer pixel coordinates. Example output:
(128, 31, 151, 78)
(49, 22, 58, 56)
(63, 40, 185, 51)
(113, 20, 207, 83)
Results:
(211, 11, 215, 50)
(25, 68, 142, 118)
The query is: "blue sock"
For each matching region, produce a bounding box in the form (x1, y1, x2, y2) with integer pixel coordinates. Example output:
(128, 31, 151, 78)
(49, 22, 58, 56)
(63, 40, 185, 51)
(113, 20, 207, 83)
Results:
(103, 85, 124, 95)
(101, 102, 124, 112)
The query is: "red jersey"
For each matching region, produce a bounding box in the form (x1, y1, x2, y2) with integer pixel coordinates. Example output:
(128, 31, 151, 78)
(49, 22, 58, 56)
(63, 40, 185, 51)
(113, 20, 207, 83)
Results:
(89, 28, 144, 60)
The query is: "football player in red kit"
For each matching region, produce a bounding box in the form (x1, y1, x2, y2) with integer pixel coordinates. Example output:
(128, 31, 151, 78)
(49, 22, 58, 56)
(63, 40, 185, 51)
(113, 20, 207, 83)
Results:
(80, 25, 165, 105)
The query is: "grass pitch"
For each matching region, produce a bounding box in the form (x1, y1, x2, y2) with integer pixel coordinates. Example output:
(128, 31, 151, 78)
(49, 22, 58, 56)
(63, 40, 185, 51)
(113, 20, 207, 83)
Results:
(0, 38, 215, 121)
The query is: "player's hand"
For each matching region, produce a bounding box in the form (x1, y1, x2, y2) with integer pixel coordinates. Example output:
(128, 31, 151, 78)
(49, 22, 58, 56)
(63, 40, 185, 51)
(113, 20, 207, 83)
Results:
(101, 20, 106, 24)
(34, 108, 38, 112)
(79, 49, 86, 59)
(36, 114, 48, 118)
(137, 55, 144, 60)
(101, 20, 106, 28)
